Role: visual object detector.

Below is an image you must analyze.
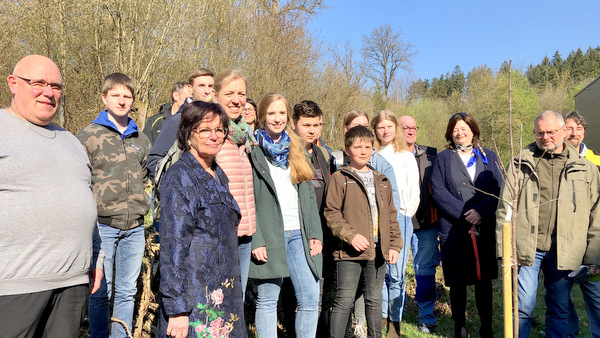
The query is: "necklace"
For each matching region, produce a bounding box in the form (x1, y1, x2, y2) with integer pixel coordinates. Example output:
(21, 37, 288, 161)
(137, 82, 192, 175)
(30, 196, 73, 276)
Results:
(9, 107, 57, 139)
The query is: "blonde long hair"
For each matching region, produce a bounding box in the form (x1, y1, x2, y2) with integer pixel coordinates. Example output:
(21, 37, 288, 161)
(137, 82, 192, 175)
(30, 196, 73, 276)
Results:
(257, 93, 313, 183)
(371, 110, 408, 152)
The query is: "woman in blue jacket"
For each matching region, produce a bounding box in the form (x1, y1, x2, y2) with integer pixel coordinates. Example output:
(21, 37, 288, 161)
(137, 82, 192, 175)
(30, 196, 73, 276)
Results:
(430, 112, 502, 338)
(249, 93, 323, 338)
(158, 101, 246, 338)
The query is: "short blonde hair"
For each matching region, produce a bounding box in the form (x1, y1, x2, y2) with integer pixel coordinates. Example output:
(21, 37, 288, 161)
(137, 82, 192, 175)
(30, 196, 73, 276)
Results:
(214, 67, 247, 95)
(371, 110, 408, 152)
(258, 93, 314, 183)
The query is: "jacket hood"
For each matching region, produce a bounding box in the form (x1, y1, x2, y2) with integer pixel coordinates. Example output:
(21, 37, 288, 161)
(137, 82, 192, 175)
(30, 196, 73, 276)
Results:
(159, 102, 173, 119)
(93, 110, 139, 139)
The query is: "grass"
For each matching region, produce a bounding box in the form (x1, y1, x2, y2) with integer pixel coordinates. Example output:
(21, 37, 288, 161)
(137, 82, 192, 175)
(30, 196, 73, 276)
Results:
(137, 209, 592, 337)
(388, 259, 591, 338)
(244, 258, 592, 337)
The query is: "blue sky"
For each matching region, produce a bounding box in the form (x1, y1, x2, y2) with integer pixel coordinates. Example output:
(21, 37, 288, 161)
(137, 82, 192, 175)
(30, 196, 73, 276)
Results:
(309, 0, 600, 81)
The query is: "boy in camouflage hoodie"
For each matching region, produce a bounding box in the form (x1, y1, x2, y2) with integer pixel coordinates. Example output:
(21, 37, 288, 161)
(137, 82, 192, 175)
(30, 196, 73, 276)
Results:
(77, 73, 151, 338)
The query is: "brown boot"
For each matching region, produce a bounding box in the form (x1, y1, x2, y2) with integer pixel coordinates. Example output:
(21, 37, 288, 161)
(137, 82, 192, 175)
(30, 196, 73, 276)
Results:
(381, 318, 389, 337)
(386, 320, 400, 338)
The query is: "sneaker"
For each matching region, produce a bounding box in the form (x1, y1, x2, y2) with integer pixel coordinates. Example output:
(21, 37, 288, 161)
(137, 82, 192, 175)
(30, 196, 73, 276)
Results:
(353, 324, 367, 338)
(419, 323, 434, 334)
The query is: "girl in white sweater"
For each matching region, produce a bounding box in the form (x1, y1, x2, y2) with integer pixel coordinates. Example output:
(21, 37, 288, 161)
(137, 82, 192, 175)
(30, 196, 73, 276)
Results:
(371, 110, 420, 333)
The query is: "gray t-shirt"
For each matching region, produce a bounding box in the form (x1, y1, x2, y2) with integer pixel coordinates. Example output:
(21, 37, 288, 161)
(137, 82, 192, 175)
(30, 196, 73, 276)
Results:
(0, 109, 98, 295)
(354, 169, 379, 243)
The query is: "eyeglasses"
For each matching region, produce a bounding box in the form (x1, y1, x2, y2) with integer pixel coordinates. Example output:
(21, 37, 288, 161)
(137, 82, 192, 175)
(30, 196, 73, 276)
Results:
(242, 108, 255, 114)
(451, 112, 468, 119)
(195, 127, 227, 138)
(15, 76, 63, 93)
(402, 126, 419, 132)
(534, 129, 560, 138)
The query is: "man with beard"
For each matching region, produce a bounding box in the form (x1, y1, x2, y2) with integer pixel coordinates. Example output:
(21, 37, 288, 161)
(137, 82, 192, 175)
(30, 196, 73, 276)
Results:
(563, 110, 600, 337)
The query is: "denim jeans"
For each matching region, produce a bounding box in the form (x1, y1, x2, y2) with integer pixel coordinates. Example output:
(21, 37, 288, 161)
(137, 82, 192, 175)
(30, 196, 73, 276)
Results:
(577, 280, 600, 338)
(255, 230, 320, 338)
(382, 215, 413, 322)
(89, 224, 145, 338)
(410, 226, 440, 326)
(517, 250, 575, 338)
(331, 249, 386, 338)
(238, 235, 252, 302)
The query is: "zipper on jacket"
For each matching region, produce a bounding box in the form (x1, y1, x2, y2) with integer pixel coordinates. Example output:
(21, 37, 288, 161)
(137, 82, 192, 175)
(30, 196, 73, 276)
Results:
(571, 180, 577, 212)
(344, 168, 379, 258)
(123, 138, 131, 226)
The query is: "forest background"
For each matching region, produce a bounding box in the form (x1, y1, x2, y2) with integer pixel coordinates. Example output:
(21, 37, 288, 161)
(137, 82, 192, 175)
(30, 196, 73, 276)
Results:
(2, 0, 600, 161)
(3, 1, 600, 337)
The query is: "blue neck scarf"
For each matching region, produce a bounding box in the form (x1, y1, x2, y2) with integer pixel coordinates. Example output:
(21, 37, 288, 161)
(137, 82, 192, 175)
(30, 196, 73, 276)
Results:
(256, 129, 291, 169)
(467, 146, 488, 168)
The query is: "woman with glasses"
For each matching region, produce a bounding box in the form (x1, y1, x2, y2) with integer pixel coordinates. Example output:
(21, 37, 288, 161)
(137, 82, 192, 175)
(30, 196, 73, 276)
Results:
(248, 93, 323, 338)
(242, 98, 257, 129)
(158, 101, 246, 338)
(430, 112, 501, 338)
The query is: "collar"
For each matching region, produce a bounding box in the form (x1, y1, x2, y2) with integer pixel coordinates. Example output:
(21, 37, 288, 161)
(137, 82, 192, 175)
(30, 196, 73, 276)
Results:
(92, 110, 139, 139)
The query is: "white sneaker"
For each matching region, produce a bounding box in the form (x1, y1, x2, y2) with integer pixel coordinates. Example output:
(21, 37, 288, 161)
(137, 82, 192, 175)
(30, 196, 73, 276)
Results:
(419, 323, 433, 334)
(353, 324, 367, 338)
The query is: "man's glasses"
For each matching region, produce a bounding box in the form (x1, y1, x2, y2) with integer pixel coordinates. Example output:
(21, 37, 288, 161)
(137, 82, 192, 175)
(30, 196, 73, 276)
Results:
(402, 127, 419, 132)
(15, 76, 63, 93)
(534, 129, 560, 139)
(195, 127, 227, 139)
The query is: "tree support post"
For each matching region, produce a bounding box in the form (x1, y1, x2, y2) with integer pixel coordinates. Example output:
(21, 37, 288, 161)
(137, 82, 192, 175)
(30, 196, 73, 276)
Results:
(502, 221, 514, 338)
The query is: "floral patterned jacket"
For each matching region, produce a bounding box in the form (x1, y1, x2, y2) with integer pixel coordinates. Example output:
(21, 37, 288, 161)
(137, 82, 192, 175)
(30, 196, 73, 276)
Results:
(158, 150, 247, 337)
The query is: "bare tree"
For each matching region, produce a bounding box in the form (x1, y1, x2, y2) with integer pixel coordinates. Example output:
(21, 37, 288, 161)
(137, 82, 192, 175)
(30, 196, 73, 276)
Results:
(360, 24, 416, 100)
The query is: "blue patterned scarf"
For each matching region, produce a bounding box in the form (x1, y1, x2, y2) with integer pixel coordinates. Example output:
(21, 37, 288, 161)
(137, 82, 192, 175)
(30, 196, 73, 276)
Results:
(467, 146, 488, 168)
(256, 129, 291, 169)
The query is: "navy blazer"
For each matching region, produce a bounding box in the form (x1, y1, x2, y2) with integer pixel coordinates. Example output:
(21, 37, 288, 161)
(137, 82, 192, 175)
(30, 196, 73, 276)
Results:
(158, 151, 247, 337)
(430, 147, 502, 286)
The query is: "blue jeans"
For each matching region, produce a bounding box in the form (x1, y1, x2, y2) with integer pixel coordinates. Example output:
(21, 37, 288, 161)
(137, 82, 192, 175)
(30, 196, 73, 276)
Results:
(255, 230, 320, 338)
(517, 250, 575, 338)
(577, 280, 600, 338)
(89, 224, 145, 338)
(238, 235, 252, 302)
(411, 226, 440, 326)
(331, 249, 386, 338)
(382, 215, 413, 322)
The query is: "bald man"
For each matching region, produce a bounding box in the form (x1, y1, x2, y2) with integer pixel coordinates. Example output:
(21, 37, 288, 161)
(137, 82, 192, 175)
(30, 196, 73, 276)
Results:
(398, 115, 440, 333)
(0, 55, 103, 337)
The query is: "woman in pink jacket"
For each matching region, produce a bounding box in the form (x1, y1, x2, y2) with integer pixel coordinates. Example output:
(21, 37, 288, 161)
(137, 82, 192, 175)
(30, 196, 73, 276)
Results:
(214, 68, 257, 301)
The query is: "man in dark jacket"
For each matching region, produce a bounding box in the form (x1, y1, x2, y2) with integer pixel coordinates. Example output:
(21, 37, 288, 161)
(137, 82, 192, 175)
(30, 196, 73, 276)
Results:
(147, 68, 213, 179)
(142, 81, 191, 144)
(292, 100, 332, 337)
(399, 115, 439, 334)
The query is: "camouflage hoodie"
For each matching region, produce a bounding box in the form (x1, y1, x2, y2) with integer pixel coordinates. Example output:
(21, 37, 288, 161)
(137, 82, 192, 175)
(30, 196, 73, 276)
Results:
(77, 110, 151, 229)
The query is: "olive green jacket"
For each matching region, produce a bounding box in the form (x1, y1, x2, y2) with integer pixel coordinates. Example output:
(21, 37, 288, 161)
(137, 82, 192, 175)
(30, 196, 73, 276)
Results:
(248, 147, 323, 280)
(496, 142, 600, 270)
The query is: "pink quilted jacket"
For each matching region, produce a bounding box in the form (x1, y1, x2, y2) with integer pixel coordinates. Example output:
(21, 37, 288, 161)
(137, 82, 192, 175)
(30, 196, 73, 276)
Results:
(215, 137, 256, 237)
